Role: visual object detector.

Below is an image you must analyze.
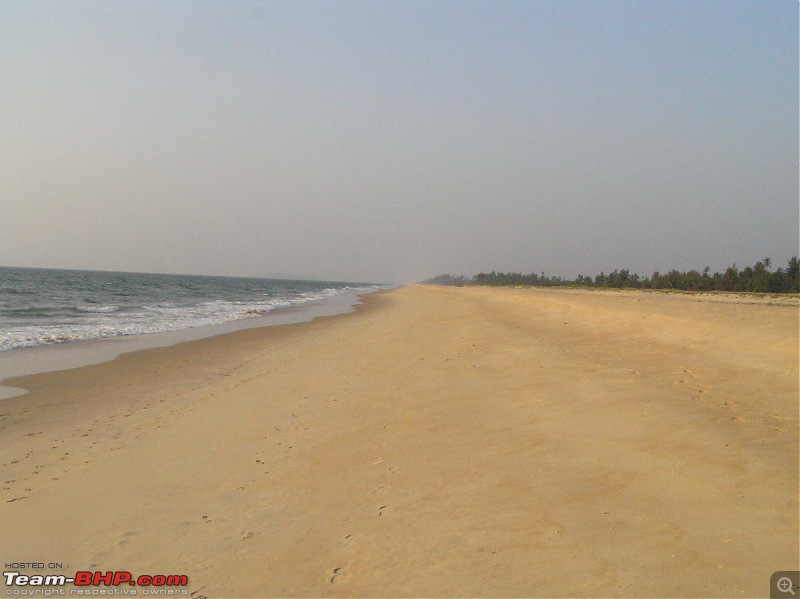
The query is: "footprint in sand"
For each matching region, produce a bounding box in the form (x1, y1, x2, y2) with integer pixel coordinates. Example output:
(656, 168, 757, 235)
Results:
(329, 567, 346, 584)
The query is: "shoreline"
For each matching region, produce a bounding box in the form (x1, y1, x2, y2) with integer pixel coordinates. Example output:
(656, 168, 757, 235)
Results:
(0, 287, 381, 400)
(1, 285, 797, 597)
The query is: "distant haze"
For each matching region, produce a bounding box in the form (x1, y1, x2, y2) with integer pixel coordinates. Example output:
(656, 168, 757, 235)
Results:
(1, 1, 797, 283)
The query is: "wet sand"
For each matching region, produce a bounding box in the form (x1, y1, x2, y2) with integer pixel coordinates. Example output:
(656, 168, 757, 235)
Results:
(1, 285, 797, 597)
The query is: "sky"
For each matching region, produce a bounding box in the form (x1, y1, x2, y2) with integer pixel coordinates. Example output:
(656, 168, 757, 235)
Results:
(1, 1, 797, 283)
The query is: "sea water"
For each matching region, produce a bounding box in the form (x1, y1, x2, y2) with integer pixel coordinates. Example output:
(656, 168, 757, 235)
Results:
(0, 267, 379, 352)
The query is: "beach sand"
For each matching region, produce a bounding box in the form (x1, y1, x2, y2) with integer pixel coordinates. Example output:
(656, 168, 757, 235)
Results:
(1, 285, 797, 597)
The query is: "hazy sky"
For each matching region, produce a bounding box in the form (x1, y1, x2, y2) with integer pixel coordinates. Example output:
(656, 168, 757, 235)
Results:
(1, 1, 797, 283)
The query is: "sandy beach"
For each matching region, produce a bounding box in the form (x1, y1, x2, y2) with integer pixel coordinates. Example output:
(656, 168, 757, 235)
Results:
(1, 285, 797, 597)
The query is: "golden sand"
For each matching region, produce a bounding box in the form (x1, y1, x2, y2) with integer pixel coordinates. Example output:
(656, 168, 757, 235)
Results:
(1, 286, 797, 597)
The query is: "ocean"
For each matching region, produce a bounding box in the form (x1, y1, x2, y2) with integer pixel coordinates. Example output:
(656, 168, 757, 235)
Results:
(0, 267, 379, 352)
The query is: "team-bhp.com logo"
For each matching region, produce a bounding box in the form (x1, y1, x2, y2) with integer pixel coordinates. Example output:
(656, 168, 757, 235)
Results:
(4, 571, 188, 595)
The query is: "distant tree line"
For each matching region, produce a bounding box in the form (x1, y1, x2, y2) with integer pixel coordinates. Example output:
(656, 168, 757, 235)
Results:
(424, 257, 800, 293)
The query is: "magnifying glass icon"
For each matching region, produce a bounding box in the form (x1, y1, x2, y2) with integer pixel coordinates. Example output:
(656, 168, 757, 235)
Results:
(778, 577, 796, 595)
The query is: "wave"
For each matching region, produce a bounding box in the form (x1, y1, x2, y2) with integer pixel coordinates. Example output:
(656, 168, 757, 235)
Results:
(0, 282, 383, 352)
(75, 305, 121, 313)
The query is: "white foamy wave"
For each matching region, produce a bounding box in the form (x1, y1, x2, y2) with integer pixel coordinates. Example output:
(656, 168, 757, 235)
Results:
(75, 305, 120, 313)
(0, 283, 381, 352)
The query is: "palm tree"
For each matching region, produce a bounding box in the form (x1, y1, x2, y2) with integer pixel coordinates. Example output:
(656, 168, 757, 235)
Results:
(787, 257, 799, 292)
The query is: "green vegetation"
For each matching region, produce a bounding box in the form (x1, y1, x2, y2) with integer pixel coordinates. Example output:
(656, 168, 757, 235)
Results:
(425, 257, 800, 293)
